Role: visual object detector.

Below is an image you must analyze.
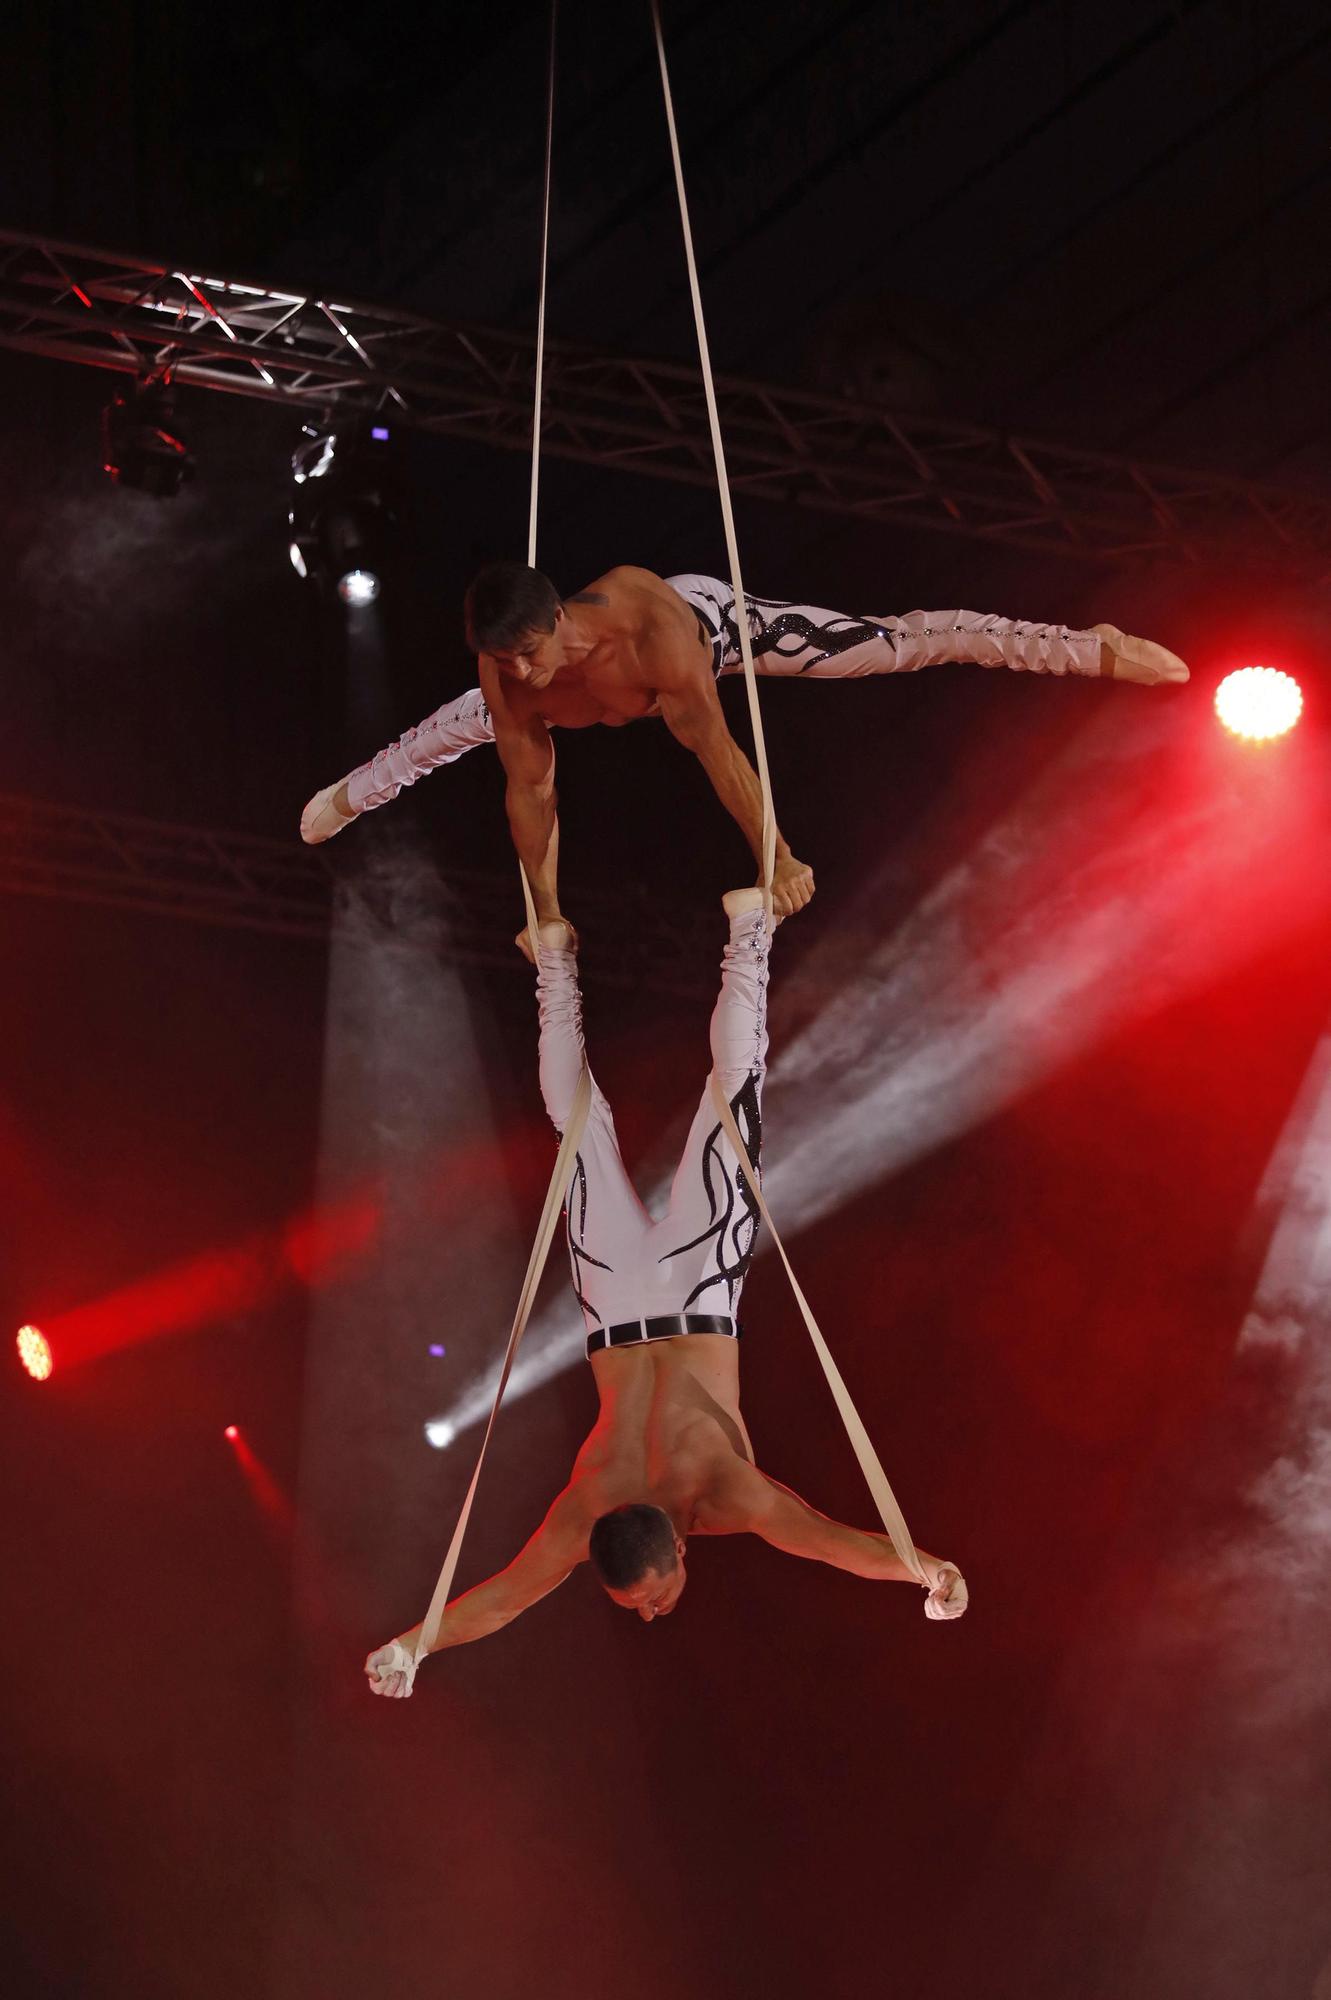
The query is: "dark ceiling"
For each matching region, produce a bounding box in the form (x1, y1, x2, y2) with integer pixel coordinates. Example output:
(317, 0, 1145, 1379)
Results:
(7, 0, 1330, 488)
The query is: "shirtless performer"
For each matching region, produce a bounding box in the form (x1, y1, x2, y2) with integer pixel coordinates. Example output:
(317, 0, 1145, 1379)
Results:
(305, 562, 1188, 925)
(365, 887, 966, 1699)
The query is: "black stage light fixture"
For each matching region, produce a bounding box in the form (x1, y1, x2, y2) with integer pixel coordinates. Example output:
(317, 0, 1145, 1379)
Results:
(101, 376, 195, 497)
(288, 419, 394, 603)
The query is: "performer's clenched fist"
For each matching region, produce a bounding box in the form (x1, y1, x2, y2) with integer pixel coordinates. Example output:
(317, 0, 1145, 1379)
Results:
(922, 1562, 969, 1621)
(364, 1637, 421, 1699)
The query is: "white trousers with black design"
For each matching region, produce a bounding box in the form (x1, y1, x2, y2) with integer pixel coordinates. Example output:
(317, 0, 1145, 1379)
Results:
(666, 572, 1102, 681)
(344, 578, 1100, 815)
(536, 904, 770, 1341)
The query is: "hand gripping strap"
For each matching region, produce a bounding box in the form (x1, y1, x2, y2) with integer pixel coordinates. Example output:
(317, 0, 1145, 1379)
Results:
(708, 1073, 928, 1587)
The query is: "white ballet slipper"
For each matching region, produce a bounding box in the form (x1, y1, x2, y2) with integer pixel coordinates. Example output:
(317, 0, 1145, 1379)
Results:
(923, 1564, 968, 1621)
(1091, 623, 1190, 687)
(301, 780, 357, 845)
(364, 1637, 422, 1698)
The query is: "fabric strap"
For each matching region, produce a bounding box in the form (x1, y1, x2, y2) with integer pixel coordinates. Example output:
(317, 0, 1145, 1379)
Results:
(415, 11, 587, 1661)
(649, 0, 775, 919)
(652, 0, 926, 1586)
(709, 1074, 927, 1585)
(417, 875, 591, 1656)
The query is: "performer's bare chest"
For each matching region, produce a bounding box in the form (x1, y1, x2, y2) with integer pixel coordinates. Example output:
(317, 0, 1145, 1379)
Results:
(535, 641, 661, 730)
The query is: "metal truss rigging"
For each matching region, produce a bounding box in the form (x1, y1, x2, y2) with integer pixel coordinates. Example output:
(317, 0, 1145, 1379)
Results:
(0, 792, 716, 998)
(2, 229, 1329, 578)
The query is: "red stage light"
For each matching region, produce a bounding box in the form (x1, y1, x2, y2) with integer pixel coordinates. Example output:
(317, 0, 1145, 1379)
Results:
(16, 1325, 53, 1380)
(224, 1425, 295, 1537)
(1215, 666, 1303, 742)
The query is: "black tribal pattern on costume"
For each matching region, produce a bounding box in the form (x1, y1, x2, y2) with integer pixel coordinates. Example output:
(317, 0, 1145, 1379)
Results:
(660, 1071, 763, 1314)
(566, 1150, 612, 1330)
(713, 594, 897, 676)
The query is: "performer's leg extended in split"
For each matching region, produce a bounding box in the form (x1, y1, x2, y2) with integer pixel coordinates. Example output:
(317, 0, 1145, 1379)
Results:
(666, 572, 1105, 682)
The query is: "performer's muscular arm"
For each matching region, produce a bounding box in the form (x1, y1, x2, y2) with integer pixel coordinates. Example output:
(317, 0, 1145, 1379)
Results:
(368, 1490, 586, 1695)
(407, 1522, 578, 1652)
(482, 656, 563, 928)
(719, 1463, 965, 1609)
(652, 634, 815, 919)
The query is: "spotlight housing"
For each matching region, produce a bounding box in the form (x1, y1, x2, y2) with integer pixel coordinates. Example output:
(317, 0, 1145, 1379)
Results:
(102, 378, 195, 497)
(291, 431, 337, 485)
(287, 420, 395, 602)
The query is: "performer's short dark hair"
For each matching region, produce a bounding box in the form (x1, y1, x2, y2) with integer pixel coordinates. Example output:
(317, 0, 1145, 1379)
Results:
(588, 1504, 677, 1589)
(464, 562, 561, 652)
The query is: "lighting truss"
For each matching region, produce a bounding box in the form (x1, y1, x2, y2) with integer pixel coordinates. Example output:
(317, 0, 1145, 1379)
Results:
(2, 229, 1329, 578)
(0, 792, 716, 996)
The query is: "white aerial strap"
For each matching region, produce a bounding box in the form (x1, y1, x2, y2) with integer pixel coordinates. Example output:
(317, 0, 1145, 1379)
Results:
(652, 0, 926, 1585)
(415, 886, 590, 1654)
(648, 0, 776, 917)
(416, 1, 594, 1660)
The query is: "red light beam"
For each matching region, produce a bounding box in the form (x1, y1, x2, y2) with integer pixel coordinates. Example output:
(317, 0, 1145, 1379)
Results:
(225, 1426, 295, 1539)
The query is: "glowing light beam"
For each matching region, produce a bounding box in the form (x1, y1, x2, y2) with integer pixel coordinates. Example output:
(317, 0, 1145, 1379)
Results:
(226, 1425, 296, 1538)
(425, 698, 1326, 1449)
(33, 1186, 382, 1373)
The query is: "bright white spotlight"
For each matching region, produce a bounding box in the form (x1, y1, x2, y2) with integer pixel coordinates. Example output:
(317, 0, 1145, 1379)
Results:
(338, 568, 380, 608)
(288, 541, 308, 579)
(424, 1419, 455, 1450)
(1215, 667, 1303, 742)
(16, 1325, 52, 1381)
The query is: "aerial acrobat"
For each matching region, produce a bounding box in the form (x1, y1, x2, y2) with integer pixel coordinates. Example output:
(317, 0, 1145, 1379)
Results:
(366, 886, 966, 1698)
(305, 560, 1188, 937)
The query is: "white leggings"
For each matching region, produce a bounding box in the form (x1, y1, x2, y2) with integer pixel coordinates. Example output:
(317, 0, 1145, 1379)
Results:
(537, 904, 770, 1341)
(344, 579, 1101, 814)
(667, 572, 1102, 681)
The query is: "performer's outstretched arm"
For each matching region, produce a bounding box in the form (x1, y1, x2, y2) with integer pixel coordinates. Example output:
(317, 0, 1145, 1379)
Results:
(365, 1489, 587, 1695)
(715, 1462, 966, 1615)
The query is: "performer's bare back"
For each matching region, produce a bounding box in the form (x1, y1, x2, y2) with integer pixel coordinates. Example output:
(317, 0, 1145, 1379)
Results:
(570, 1334, 759, 1551)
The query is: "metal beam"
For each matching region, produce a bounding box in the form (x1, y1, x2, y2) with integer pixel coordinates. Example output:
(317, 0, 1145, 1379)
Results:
(2, 228, 1329, 578)
(0, 792, 716, 998)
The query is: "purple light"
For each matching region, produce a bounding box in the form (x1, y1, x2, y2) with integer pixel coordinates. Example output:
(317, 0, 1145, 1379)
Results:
(371, 426, 390, 441)
(428, 1343, 445, 1358)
